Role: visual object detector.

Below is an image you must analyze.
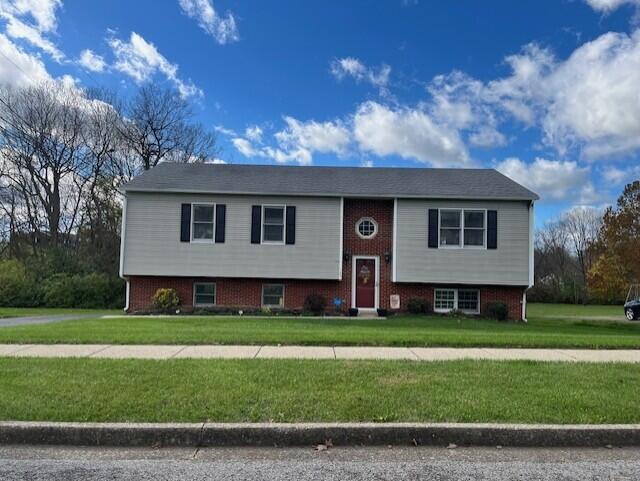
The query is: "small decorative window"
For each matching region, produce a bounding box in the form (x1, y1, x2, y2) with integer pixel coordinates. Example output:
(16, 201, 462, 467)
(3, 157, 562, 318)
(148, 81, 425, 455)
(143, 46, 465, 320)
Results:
(194, 282, 216, 306)
(262, 284, 284, 307)
(356, 217, 378, 239)
(192, 204, 215, 241)
(434, 288, 456, 311)
(464, 211, 485, 247)
(439, 210, 461, 247)
(262, 206, 285, 243)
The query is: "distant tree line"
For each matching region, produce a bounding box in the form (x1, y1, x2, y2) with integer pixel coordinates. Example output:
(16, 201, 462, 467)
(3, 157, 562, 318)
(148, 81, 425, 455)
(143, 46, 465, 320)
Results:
(530, 181, 640, 304)
(0, 81, 219, 307)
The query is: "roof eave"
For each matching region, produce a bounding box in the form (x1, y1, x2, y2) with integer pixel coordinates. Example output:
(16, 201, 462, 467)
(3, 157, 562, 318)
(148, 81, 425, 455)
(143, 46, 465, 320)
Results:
(122, 186, 538, 201)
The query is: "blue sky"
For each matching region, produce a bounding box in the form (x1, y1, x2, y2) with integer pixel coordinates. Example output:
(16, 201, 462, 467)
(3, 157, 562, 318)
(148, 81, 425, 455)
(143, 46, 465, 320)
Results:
(1, 0, 640, 226)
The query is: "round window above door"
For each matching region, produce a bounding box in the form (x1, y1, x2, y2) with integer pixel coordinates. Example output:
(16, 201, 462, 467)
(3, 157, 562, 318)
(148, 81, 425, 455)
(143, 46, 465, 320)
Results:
(356, 217, 378, 239)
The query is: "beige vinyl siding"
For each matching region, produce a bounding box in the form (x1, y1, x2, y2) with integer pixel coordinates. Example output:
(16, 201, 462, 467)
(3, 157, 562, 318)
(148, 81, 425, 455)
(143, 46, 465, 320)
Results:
(122, 192, 341, 279)
(395, 199, 530, 285)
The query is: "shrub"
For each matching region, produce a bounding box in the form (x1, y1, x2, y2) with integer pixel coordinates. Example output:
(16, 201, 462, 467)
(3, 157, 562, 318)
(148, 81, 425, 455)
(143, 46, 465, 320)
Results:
(41, 273, 124, 309)
(152, 288, 181, 312)
(303, 293, 327, 315)
(485, 302, 509, 321)
(0, 260, 41, 307)
(407, 297, 430, 314)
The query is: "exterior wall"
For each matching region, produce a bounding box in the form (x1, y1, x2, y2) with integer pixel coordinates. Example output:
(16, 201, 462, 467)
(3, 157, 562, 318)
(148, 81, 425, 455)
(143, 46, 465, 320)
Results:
(395, 199, 530, 286)
(127, 197, 526, 319)
(122, 192, 342, 280)
(129, 276, 525, 319)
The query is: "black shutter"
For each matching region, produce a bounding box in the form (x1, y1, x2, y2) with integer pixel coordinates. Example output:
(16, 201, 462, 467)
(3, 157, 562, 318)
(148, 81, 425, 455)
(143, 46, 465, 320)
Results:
(180, 204, 191, 242)
(251, 205, 262, 244)
(487, 210, 497, 249)
(428, 209, 439, 248)
(285, 206, 296, 245)
(215, 204, 226, 243)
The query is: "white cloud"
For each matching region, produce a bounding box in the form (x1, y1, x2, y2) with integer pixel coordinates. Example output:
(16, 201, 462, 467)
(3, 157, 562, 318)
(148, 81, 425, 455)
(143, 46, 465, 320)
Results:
(360, 159, 374, 168)
(468, 127, 507, 148)
(353, 101, 470, 167)
(244, 125, 262, 143)
(231, 137, 257, 157)
(0, 0, 64, 61)
(275, 116, 351, 155)
(78, 49, 106, 72)
(584, 0, 640, 12)
(178, 0, 239, 44)
(231, 117, 350, 166)
(541, 30, 640, 158)
(603, 164, 640, 183)
(109, 32, 202, 98)
(0, 32, 52, 85)
(330, 57, 391, 94)
(2, 0, 62, 32)
(214, 125, 237, 136)
(2, 14, 63, 61)
(210, 158, 227, 164)
(496, 157, 591, 201)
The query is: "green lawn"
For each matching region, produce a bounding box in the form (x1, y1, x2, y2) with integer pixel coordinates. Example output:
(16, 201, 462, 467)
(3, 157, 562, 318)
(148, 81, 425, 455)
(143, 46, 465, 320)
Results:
(0, 306, 637, 348)
(0, 307, 120, 319)
(0, 358, 638, 424)
(527, 303, 623, 318)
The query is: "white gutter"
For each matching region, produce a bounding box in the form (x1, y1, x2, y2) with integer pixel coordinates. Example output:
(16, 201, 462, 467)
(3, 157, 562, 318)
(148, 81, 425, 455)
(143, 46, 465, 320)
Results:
(119, 194, 129, 312)
(522, 200, 535, 322)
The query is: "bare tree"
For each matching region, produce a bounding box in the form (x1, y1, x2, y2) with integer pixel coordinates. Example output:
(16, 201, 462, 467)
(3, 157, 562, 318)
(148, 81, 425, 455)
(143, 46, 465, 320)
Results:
(562, 207, 602, 300)
(0, 82, 90, 250)
(119, 84, 218, 173)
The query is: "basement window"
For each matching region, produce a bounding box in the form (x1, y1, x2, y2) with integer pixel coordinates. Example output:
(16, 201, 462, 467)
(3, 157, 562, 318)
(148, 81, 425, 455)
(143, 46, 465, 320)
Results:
(194, 282, 216, 306)
(262, 284, 284, 307)
(434, 288, 480, 314)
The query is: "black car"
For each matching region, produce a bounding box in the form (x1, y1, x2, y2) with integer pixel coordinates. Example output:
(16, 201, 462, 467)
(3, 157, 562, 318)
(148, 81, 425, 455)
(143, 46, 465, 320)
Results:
(624, 284, 640, 321)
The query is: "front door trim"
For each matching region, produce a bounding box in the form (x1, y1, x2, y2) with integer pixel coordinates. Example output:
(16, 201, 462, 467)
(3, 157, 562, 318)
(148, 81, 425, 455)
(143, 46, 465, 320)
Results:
(351, 255, 380, 310)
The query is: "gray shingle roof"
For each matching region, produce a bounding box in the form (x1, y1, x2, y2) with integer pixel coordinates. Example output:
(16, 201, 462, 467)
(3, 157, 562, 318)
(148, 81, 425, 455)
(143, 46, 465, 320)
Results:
(122, 163, 539, 201)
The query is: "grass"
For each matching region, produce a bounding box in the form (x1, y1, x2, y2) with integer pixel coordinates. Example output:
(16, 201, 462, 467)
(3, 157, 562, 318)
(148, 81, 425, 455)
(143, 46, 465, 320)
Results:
(0, 307, 120, 319)
(527, 303, 623, 318)
(0, 357, 638, 424)
(0, 306, 637, 348)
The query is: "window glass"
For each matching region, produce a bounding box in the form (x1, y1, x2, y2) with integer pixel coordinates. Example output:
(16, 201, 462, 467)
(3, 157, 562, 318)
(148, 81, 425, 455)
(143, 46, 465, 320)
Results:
(440, 210, 461, 228)
(440, 210, 461, 247)
(435, 289, 456, 310)
(458, 289, 479, 312)
(194, 283, 216, 305)
(262, 284, 284, 307)
(357, 218, 377, 238)
(464, 210, 485, 247)
(192, 204, 214, 240)
(263, 206, 285, 242)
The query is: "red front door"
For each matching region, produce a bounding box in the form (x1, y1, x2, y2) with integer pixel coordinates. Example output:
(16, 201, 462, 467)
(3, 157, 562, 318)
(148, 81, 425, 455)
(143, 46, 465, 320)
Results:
(355, 258, 376, 308)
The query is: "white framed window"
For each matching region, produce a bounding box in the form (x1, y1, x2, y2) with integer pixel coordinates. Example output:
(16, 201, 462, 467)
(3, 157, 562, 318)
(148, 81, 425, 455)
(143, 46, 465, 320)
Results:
(356, 217, 378, 239)
(434, 288, 456, 311)
(438, 209, 486, 248)
(434, 288, 480, 314)
(262, 205, 285, 244)
(439, 209, 461, 247)
(191, 204, 215, 242)
(193, 282, 216, 306)
(262, 284, 284, 307)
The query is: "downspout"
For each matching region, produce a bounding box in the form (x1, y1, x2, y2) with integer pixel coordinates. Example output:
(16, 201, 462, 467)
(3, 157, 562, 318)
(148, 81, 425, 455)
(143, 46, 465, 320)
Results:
(119, 192, 129, 312)
(523, 200, 535, 323)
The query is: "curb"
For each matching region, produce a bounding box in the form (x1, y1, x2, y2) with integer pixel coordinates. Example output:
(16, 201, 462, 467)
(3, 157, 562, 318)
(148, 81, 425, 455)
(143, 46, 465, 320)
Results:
(2, 422, 640, 447)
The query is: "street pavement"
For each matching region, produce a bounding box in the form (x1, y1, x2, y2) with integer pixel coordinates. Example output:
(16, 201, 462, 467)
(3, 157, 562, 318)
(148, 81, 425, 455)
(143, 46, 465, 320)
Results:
(0, 445, 639, 480)
(0, 313, 103, 328)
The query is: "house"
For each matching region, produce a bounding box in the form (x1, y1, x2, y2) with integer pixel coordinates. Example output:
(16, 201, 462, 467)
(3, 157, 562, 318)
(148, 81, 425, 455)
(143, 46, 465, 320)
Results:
(119, 163, 538, 319)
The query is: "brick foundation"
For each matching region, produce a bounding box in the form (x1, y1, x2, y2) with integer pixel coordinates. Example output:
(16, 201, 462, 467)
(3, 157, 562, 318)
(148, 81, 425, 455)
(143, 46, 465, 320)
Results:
(128, 277, 525, 320)
(127, 198, 526, 319)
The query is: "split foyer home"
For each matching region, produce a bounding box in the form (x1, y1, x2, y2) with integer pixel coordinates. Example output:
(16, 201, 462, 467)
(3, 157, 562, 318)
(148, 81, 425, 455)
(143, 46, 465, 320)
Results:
(119, 163, 538, 319)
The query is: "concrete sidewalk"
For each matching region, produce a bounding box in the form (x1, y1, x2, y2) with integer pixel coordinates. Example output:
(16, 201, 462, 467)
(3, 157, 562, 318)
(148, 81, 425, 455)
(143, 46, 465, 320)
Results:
(1, 344, 640, 362)
(0, 314, 105, 328)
